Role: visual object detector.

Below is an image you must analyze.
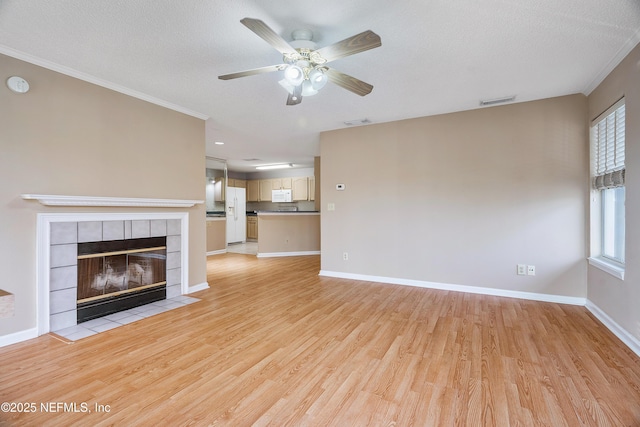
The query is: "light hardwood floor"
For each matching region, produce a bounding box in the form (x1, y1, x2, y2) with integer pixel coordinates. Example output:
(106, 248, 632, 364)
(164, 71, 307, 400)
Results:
(1, 253, 640, 426)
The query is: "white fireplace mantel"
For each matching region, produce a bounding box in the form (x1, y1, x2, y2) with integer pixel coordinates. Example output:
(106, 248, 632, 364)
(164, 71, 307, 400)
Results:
(22, 194, 204, 208)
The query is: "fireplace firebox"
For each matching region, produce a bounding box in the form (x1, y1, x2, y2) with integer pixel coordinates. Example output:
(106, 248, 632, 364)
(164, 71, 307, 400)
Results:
(76, 237, 167, 323)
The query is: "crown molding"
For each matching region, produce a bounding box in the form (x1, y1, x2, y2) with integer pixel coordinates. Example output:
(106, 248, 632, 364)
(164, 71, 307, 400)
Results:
(0, 45, 209, 121)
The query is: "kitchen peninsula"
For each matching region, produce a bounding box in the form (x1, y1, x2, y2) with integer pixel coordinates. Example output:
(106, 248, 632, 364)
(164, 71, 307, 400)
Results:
(256, 211, 320, 257)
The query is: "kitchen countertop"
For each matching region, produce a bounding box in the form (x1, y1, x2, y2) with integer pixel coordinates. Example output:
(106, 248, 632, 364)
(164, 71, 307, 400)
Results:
(206, 211, 225, 218)
(256, 211, 320, 216)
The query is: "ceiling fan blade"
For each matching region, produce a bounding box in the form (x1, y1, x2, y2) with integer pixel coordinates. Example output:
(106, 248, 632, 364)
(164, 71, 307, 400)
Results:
(286, 85, 303, 105)
(325, 68, 373, 96)
(314, 30, 381, 63)
(240, 18, 298, 56)
(218, 64, 286, 80)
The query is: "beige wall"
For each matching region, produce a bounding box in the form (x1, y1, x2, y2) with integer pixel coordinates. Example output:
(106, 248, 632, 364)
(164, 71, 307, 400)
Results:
(0, 54, 206, 336)
(320, 94, 588, 297)
(587, 43, 640, 341)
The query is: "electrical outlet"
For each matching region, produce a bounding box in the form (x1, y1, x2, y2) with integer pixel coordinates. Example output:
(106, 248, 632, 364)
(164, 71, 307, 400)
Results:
(527, 265, 536, 276)
(343, 252, 348, 261)
(517, 264, 527, 275)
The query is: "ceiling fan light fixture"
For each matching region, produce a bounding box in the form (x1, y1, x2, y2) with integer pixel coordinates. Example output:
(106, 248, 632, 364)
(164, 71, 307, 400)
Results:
(284, 64, 304, 86)
(309, 68, 328, 90)
(301, 80, 318, 97)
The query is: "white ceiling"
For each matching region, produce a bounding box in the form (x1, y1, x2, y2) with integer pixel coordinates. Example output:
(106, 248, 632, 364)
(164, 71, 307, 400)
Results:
(1, 1, 639, 172)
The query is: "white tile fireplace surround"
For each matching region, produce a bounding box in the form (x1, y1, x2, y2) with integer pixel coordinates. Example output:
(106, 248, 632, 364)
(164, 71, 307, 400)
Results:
(30, 200, 202, 336)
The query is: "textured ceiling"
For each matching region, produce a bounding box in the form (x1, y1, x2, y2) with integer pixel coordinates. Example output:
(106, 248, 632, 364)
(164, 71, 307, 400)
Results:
(1, 0, 639, 172)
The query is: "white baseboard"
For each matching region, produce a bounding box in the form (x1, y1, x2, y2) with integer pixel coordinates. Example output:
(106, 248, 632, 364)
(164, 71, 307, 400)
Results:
(206, 249, 227, 256)
(586, 300, 640, 358)
(188, 282, 210, 293)
(257, 251, 321, 258)
(0, 327, 38, 348)
(318, 270, 586, 306)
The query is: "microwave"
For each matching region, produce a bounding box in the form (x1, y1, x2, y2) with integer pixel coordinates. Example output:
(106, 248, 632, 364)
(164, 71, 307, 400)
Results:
(272, 189, 292, 202)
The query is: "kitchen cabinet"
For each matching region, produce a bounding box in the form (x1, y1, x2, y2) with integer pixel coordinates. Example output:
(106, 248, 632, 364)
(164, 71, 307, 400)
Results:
(254, 176, 312, 201)
(309, 176, 315, 201)
(269, 178, 292, 190)
(258, 178, 291, 201)
(247, 216, 258, 240)
(281, 178, 293, 189)
(247, 180, 259, 202)
(228, 179, 246, 188)
(259, 179, 273, 201)
(292, 177, 308, 201)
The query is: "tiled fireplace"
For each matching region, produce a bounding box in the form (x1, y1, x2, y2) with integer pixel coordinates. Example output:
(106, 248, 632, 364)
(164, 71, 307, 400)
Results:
(48, 217, 183, 331)
(15, 194, 203, 341)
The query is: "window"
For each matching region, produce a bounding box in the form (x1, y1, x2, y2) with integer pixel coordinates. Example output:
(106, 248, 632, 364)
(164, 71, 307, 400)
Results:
(601, 186, 625, 262)
(590, 99, 625, 275)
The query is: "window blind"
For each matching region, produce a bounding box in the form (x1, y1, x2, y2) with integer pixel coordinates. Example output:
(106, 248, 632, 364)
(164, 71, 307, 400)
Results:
(591, 99, 625, 190)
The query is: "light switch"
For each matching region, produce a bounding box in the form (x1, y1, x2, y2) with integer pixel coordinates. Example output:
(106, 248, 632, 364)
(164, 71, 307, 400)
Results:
(327, 203, 335, 211)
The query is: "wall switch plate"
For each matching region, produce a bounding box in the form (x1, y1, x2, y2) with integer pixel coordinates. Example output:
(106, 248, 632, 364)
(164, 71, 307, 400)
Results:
(517, 264, 527, 275)
(327, 203, 335, 211)
(527, 265, 536, 276)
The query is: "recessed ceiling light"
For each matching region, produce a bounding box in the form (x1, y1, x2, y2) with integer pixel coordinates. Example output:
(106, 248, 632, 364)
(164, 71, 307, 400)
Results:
(214, 141, 224, 145)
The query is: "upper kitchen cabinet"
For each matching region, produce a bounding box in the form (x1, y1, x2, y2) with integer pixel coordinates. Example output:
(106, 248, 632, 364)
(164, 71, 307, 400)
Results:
(257, 178, 293, 201)
(259, 180, 273, 201)
(270, 178, 292, 190)
(228, 178, 246, 188)
(308, 176, 315, 201)
(247, 180, 259, 202)
(292, 177, 308, 201)
(252, 176, 316, 202)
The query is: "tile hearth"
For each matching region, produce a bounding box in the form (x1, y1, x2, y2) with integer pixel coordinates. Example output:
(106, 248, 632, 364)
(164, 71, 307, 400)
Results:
(53, 295, 199, 341)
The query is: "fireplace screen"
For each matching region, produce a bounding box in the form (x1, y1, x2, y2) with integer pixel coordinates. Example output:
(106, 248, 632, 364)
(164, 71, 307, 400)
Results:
(77, 237, 167, 303)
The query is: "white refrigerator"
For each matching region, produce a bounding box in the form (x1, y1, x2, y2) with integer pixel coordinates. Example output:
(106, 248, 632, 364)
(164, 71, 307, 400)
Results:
(226, 187, 247, 243)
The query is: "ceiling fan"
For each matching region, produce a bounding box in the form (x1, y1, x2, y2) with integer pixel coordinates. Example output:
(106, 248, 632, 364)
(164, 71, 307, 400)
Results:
(218, 18, 381, 105)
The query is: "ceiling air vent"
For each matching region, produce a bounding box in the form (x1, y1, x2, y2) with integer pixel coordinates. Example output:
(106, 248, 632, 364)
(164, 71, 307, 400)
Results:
(344, 118, 372, 126)
(479, 96, 516, 107)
